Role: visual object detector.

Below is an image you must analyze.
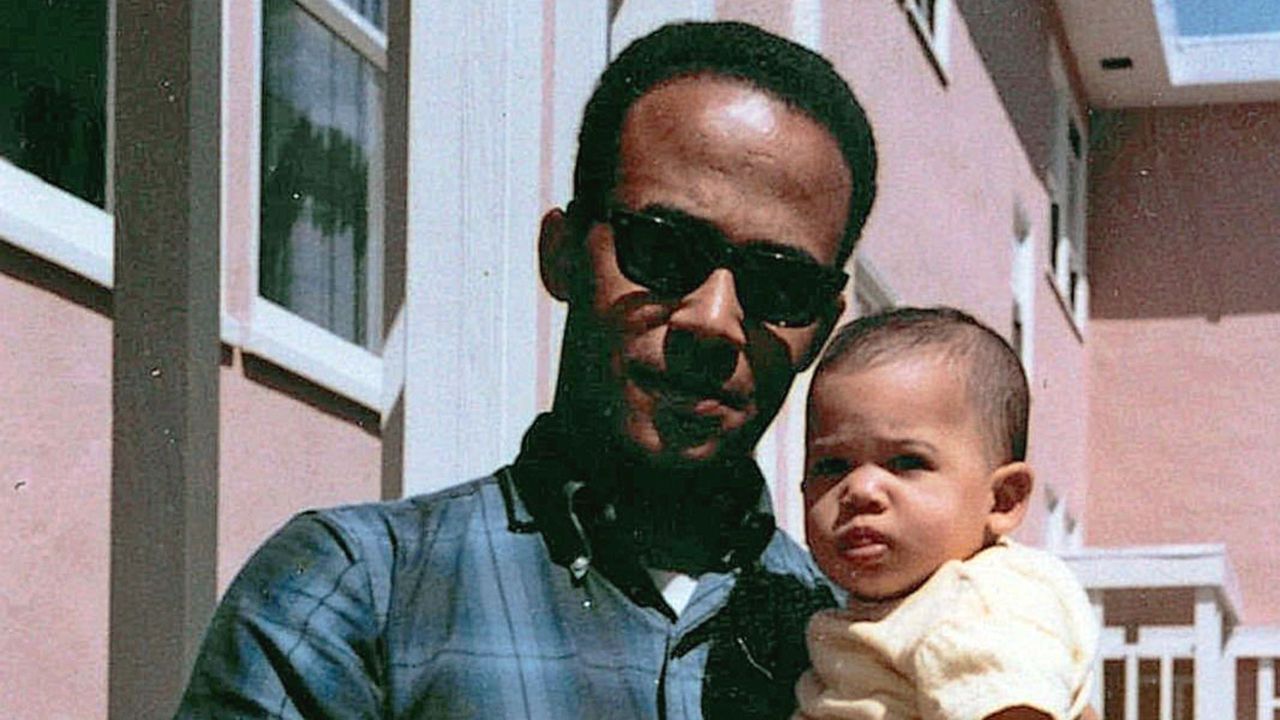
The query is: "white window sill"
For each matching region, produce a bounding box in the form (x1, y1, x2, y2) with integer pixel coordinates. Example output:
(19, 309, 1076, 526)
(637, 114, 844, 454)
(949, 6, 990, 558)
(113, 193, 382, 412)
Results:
(1046, 271, 1085, 342)
(227, 297, 384, 412)
(0, 160, 113, 287)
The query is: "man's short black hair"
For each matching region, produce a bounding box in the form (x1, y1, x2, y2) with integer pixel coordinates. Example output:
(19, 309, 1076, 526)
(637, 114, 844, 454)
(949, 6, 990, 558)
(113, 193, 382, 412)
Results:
(572, 21, 877, 266)
(814, 306, 1030, 465)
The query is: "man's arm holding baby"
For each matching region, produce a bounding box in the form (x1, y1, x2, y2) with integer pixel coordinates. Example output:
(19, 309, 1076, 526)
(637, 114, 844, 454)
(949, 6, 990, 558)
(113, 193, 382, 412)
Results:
(985, 704, 1100, 720)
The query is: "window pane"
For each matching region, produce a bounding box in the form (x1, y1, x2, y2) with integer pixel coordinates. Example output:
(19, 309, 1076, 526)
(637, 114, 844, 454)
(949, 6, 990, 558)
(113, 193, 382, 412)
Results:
(0, 1, 107, 207)
(261, 0, 385, 351)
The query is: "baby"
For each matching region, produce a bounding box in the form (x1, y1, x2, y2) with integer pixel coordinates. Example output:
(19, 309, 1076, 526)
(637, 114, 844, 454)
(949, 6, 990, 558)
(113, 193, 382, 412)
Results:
(794, 307, 1098, 720)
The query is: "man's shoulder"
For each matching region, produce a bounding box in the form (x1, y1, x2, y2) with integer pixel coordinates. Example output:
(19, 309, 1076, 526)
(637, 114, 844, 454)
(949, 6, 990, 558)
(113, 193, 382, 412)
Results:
(758, 526, 834, 592)
(300, 473, 509, 554)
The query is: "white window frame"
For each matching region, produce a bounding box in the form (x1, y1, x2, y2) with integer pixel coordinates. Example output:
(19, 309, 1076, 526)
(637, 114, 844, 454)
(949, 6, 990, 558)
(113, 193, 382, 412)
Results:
(1012, 223, 1036, 377)
(0, 161, 113, 287)
(1047, 42, 1089, 335)
(901, 0, 953, 82)
(0, 1, 115, 288)
(222, 0, 388, 413)
(853, 254, 898, 315)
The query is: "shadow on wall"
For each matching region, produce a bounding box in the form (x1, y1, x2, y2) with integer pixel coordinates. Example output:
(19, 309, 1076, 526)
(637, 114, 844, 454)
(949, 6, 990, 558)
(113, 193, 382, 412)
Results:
(240, 353, 381, 437)
(1088, 104, 1280, 321)
(0, 238, 112, 317)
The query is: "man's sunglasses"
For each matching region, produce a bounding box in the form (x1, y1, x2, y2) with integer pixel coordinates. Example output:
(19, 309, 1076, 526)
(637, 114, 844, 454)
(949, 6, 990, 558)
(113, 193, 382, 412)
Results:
(605, 207, 848, 327)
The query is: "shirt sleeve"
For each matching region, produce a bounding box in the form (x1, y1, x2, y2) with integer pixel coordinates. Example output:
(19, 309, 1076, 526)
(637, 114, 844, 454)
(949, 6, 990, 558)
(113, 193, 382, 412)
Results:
(910, 549, 1097, 720)
(174, 511, 388, 719)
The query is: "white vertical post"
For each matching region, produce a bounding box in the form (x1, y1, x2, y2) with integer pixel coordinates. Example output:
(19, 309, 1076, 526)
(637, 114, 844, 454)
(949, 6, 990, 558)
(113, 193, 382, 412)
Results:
(402, 1, 545, 494)
(791, 0, 824, 50)
(1194, 587, 1224, 720)
(543, 0, 611, 406)
(609, 0, 715, 56)
(1258, 657, 1275, 719)
(1159, 654, 1173, 720)
(1088, 590, 1105, 713)
(1124, 650, 1139, 720)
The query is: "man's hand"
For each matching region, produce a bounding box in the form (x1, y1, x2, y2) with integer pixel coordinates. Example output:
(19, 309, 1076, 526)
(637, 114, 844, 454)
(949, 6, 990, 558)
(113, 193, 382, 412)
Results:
(984, 705, 1100, 720)
(985, 707, 1051, 720)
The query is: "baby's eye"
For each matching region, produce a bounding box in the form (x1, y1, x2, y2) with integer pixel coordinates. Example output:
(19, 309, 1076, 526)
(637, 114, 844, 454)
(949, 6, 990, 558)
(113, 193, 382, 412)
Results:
(808, 457, 850, 479)
(884, 454, 929, 473)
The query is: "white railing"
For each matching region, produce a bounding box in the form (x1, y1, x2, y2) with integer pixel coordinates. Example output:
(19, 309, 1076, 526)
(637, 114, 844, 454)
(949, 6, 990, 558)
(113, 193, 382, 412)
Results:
(1095, 624, 1280, 719)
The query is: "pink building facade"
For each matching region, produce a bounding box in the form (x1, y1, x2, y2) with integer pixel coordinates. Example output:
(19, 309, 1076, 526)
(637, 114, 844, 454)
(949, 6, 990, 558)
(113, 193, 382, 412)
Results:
(1, 0, 1275, 717)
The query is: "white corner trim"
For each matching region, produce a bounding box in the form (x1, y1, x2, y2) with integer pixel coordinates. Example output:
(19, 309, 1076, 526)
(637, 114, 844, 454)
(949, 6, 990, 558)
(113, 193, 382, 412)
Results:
(243, 297, 382, 411)
(381, 305, 405, 419)
(0, 160, 113, 287)
(854, 254, 899, 310)
(791, 0, 824, 51)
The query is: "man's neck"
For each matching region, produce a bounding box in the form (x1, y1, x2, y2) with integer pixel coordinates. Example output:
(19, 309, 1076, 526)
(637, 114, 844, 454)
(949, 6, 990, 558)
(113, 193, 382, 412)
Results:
(514, 412, 774, 576)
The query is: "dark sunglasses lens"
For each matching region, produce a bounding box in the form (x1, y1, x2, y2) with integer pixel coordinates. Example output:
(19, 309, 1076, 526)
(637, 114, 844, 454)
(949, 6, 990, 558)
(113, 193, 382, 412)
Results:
(614, 215, 709, 296)
(736, 252, 836, 326)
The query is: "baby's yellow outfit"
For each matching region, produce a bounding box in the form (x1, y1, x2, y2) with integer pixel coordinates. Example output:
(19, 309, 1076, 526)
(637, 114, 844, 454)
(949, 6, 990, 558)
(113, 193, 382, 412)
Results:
(794, 540, 1098, 720)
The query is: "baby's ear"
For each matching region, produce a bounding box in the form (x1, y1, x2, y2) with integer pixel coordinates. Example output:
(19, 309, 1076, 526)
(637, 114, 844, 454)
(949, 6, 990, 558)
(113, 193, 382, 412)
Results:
(987, 462, 1034, 537)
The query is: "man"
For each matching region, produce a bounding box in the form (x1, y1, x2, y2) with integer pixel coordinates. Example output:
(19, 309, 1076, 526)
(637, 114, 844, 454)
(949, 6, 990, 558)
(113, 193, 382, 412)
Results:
(176, 21, 877, 719)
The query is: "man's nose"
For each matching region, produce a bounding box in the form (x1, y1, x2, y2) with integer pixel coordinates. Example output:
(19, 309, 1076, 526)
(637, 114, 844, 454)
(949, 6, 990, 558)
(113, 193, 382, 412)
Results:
(664, 269, 747, 386)
(667, 268, 747, 347)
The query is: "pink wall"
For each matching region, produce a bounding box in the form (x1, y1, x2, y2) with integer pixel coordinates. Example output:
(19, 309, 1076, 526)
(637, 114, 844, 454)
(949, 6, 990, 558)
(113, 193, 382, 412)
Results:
(214, 0, 382, 589)
(217, 355, 381, 589)
(815, 0, 1091, 533)
(717, 0, 793, 36)
(1087, 104, 1280, 625)
(0, 256, 111, 720)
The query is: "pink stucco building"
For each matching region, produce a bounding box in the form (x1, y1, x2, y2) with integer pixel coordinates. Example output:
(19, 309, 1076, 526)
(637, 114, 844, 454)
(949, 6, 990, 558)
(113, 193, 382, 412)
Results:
(2, 0, 1276, 717)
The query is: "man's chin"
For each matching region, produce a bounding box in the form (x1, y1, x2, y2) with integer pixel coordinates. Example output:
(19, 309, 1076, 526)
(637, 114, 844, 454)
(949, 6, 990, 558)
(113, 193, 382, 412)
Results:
(621, 417, 752, 470)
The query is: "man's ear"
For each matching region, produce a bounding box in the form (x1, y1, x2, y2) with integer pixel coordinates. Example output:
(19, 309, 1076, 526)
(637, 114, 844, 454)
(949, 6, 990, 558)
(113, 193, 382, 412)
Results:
(987, 461, 1034, 537)
(797, 293, 846, 371)
(539, 207, 583, 302)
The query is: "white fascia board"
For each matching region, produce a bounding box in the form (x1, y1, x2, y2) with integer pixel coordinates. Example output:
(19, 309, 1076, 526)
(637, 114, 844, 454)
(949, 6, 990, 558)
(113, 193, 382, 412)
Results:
(1228, 626, 1280, 657)
(1170, 32, 1280, 86)
(1061, 543, 1243, 623)
(0, 160, 113, 287)
(244, 297, 383, 412)
(1153, 0, 1280, 87)
(1098, 626, 1195, 656)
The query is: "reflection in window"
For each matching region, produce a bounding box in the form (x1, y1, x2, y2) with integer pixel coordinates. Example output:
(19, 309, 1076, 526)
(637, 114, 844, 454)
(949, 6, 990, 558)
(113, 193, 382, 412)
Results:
(261, 0, 384, 351)
(0, 1, 107, 207)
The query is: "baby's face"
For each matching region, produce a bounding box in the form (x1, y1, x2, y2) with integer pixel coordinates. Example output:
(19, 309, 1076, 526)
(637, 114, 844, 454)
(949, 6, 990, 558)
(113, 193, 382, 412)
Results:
(803, 353, 997, 602)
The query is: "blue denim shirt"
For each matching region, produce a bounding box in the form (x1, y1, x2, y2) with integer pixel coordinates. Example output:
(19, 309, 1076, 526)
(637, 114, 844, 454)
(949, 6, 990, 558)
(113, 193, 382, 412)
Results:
(176, 421, 835, 719)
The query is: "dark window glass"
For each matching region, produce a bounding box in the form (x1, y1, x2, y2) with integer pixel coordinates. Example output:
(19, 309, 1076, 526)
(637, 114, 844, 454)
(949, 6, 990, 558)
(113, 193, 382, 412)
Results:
(260, 0, 384, 350)
(0, 1, 107, 207)
(1103, 659, 1126, 719)
(920, 0, 937, 31)
(1050, 202, 1061, 269)
(1011, 302, 1023, 360)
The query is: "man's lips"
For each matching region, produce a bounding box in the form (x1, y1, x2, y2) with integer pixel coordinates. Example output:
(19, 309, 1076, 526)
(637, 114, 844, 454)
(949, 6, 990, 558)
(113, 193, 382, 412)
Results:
(628, 363, 750, 411)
